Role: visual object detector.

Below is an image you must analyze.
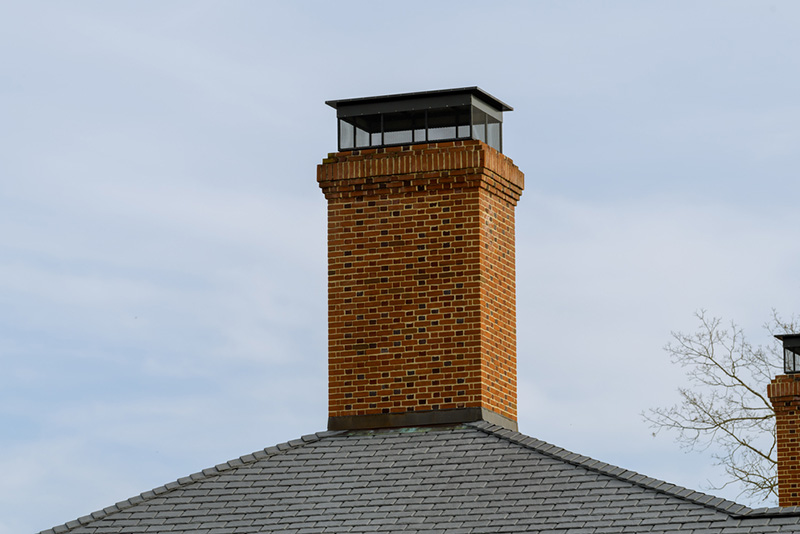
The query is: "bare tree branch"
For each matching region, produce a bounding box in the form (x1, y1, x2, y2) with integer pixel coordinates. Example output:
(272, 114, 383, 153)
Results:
(643, 310, 799, 503)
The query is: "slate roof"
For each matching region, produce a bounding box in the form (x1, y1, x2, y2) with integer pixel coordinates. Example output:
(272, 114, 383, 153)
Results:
(42, 421, 800, 534)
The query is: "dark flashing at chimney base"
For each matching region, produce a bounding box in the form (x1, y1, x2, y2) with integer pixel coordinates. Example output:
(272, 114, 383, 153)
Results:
(327, 407, 518, 432)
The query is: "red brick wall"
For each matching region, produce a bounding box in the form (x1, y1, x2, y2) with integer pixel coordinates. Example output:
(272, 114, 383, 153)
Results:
(769, 374, 800, 507)
(317, 140, 524, 425)
(479, 191, 517, 416)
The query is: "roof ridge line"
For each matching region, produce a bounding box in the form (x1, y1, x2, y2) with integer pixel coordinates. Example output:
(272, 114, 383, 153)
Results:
(38, 429, 345, 534)
(466, 421, 756, 517)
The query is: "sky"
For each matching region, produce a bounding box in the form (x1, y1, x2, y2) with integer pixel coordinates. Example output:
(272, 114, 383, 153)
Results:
(2, 1, 800, 532)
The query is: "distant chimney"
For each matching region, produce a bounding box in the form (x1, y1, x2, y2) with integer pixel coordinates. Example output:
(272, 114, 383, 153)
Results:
(769, 334, 800, 507)
(318, 88, 524, 431)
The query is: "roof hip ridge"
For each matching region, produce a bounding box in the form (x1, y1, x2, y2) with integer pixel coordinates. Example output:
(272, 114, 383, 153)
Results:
(466, 421, 763, 517)
(38, 429, 344, 534)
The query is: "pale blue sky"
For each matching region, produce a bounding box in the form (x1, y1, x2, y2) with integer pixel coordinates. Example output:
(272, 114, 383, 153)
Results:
(2, 2, 800, 533)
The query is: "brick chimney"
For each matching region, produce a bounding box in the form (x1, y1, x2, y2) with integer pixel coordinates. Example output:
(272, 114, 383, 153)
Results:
(768, 334, 800, 506)
(317, 88, 524, 431)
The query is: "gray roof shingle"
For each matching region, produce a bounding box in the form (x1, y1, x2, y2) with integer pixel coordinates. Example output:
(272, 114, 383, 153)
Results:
(41, 421, 800, 533)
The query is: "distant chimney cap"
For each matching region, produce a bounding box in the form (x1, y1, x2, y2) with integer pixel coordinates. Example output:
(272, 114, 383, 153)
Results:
(775, 334, 800, 374)
(326, 87, 512, 153)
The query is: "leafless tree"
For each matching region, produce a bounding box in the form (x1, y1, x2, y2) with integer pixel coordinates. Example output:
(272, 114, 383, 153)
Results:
(644, 310, 799, 503)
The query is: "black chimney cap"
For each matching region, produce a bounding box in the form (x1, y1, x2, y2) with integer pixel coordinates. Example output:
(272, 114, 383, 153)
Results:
(326, 87, 512, 153)
(775, 333, 800, 374)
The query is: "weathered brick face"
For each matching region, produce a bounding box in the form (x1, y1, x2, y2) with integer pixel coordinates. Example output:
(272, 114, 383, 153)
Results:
(318, 140, 523, 428)
(768, 374, 800, 507)
(479, 191, 517, 416)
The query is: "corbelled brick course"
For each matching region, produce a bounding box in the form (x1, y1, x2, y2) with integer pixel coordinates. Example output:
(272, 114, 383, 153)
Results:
(318, 140, 523, 429)
(769, 374, 800, 507)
